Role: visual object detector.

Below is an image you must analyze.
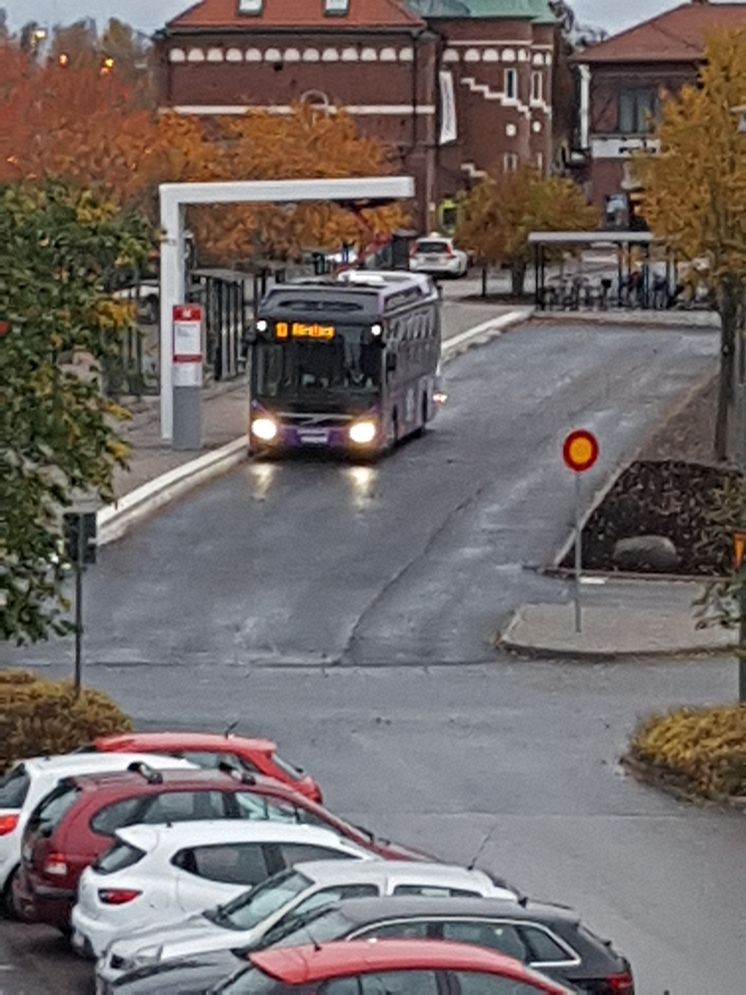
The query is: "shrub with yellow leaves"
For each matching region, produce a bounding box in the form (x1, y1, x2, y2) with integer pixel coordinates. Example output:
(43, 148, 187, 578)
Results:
(0, 670, 132, 773)
(628, 705, 746, 802)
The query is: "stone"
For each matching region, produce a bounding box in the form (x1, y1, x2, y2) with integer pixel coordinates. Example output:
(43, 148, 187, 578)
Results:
(612, 535, 680, 573)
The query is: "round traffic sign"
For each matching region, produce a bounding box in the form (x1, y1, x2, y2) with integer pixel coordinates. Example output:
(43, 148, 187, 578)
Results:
(563, 429, 599, 473)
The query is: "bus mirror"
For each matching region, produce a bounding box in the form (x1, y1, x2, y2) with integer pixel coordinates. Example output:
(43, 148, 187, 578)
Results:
(386, 353, 398, 373)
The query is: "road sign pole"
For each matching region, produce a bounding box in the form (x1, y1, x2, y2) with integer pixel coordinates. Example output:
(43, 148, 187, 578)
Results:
(562, 430, 599, 635)
(74, 512, 84, 697)
(574, 472, 583, 633)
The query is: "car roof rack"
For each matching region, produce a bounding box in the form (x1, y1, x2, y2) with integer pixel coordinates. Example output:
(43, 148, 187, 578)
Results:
(217, 759, 257, 785)
(126, 761, 163, 785)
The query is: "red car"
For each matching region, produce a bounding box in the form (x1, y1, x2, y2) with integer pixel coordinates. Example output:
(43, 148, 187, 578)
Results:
(216, 939, 573, 993)
(14, 765, 424, 930)
(92, 732, 323, 803)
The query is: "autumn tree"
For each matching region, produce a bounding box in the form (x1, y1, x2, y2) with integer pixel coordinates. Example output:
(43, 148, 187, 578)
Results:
(456, 167, 599, 295)
(635, 30, 746, 463)
(0, 180, 154, 644)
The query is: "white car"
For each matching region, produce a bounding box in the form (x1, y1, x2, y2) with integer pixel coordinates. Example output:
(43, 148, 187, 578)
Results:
(0, 752, 194, 915)
(73, 821, 369, 960)
(410, 235, 469, 278)
(96, 858, 517, 985)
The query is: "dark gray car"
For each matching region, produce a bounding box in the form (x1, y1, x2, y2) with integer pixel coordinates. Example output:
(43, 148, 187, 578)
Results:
(109, 895, 633, 994)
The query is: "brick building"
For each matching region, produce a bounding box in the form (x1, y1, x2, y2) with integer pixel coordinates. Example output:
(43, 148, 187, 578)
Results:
(155, 0, 556, 229)
(575, 0, 746, 227)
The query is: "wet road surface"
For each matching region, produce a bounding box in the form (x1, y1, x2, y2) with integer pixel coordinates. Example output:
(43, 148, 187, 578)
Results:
(4, 321, 742, 995)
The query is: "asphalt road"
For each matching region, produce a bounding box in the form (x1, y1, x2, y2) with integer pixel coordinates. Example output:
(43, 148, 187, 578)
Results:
(4, 320, 744, 995)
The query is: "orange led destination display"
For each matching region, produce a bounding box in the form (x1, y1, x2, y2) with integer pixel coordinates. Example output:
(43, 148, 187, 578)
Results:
(276, 321, 335, 341)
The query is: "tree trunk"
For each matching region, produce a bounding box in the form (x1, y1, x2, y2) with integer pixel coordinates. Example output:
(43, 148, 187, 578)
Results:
(511, 259, 527, 297)
(715, 277, 739, 463)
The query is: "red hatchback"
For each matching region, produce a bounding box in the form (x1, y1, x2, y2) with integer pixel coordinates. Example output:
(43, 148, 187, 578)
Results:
(92, 732, 323, 802)
(214, 940, 573, 993)
(14, 765, 424, 930)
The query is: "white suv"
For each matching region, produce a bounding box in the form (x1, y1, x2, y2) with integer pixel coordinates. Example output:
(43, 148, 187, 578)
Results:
(0, 752, 194, 916)
(410, 235, 469, 278)
(74, 821, 369, 959)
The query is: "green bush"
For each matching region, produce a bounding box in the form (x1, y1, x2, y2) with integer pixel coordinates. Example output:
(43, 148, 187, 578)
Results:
(629, 705, 746, 801)
(0, 670, 132, 771)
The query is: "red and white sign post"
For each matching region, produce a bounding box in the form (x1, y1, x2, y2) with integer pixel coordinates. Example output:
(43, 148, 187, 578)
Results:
(172, 304, 204, 450)
(562, 430, 600, 633)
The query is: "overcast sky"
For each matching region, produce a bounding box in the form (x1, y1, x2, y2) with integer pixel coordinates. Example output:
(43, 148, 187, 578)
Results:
(2, 1, 696, 36)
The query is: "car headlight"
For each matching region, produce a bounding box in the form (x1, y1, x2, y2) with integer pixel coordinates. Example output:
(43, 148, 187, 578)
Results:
(251, 416, 279, 441)
(349, 420, 377, 445)
(127, 945, 163, 970)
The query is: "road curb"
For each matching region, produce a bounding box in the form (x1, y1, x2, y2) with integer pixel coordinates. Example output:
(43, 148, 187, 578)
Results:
(97, 438, 247, 546)
(498, 633, 732, 662)
(441, 308, 533, 361)
(96, 309, 531, 547)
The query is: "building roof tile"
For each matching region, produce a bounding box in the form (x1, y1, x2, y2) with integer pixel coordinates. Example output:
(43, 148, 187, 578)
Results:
(581, 2, 746, 64)
(167, 0, 425, 31)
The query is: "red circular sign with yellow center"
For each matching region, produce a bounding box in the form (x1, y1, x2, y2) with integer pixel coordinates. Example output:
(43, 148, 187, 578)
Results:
(563, 430, 599, 473)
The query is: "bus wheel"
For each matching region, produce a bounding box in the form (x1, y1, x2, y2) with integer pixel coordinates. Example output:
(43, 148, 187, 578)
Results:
(414, 396, 428, 438)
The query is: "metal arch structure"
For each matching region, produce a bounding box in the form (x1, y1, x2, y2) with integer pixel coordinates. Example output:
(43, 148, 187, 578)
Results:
(159, 177, 415, 441)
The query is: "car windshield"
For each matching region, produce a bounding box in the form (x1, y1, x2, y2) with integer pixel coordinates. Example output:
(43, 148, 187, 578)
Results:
(254, 325, 381, 404)
(253, 906, 351, 951)
(416, 241, 450, 254)
(209, 869, 311, 932)
(0, 765, 30, 808)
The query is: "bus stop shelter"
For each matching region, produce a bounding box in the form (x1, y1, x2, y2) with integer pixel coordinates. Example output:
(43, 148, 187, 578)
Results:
(528, 231, 673, 311)
(159, 176, 414, 444)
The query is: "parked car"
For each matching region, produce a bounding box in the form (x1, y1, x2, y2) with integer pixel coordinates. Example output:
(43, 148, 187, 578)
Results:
(246, 895, 634, 994)
(14, 765, 424, 929)
(71, 821, 368, 959)
(410, 235, 469, 279)
(90, 731, 323, 802)
(0, 752, 194, 918)
(210, 939, 573, 994)
(95, 859, 518, 988)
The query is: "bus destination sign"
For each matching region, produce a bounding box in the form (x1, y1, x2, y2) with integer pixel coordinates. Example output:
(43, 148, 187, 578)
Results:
(276, 321, 335, 341)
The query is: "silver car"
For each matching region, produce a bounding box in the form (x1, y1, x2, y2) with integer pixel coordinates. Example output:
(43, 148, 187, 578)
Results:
(96, 859, 517, 988)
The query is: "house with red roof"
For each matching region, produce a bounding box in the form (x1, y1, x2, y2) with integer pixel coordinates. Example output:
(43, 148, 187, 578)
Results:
(154, 1, 556, 230)
(575, 0, 746, 226)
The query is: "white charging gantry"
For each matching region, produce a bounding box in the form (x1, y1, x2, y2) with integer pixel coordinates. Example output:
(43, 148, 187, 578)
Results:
(159, 176, 415, 442)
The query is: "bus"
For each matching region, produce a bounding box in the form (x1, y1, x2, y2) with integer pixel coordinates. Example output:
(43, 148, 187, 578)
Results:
(248, 271, 441, 457)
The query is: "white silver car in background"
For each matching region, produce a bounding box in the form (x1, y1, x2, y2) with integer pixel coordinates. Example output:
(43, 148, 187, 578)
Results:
(410, 234, 469, 279)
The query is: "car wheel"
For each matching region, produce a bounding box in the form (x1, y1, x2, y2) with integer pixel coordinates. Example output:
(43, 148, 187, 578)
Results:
(2, 865, 21, 920)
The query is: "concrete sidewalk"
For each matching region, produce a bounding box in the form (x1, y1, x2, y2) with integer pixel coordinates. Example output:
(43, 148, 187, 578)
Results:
(114, 378, 249, 498)
(499, 589, 735, 660)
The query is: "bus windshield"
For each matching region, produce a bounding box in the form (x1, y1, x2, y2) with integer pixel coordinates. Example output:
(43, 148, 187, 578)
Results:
(254, 324, 382, 405)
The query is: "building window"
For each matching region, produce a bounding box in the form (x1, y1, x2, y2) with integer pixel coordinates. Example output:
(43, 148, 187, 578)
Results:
(504, 152, 519, 173)
(238, 0, 263, 14)
(324, 0, 349, 14)
(531, 70, 543, 102)
(504, 67, 518, 100)
(618, 87, 658, 134)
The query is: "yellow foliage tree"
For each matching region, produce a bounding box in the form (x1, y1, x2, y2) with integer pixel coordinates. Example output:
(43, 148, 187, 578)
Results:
(456, 167, 598, 295)
(635, 30, 746, 462)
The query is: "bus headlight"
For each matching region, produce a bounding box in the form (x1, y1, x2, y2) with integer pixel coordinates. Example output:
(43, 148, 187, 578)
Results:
(251, 416, 279, 442)
(349, 420, 377, 445)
